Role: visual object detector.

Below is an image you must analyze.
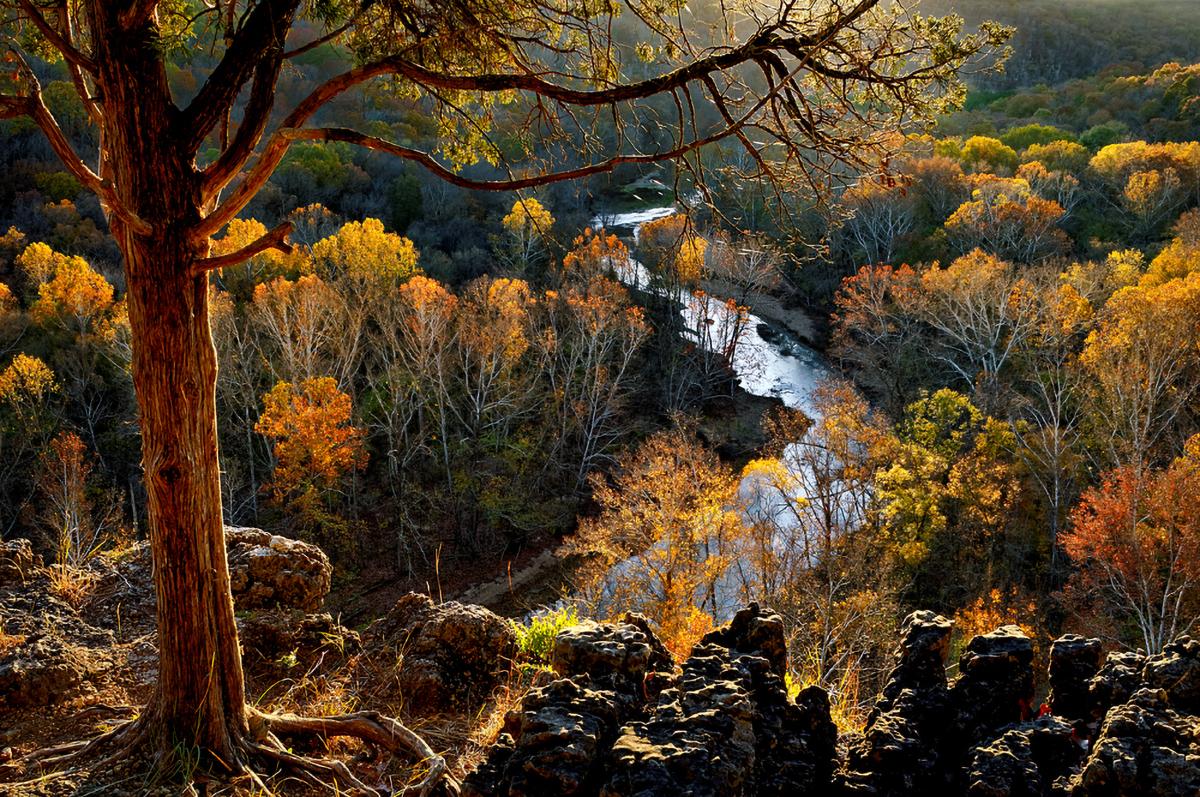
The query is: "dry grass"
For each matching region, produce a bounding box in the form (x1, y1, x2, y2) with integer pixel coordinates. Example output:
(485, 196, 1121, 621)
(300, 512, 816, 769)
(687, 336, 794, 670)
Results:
(46, 564, 98, 609)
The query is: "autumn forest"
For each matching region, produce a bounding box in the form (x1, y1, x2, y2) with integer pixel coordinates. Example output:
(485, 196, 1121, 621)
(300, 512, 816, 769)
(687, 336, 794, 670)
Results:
(1, 1, 1199, 794)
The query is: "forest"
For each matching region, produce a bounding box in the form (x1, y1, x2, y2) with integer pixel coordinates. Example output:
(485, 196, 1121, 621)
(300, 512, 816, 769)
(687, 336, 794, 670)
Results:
(0, 1, 1199, 795)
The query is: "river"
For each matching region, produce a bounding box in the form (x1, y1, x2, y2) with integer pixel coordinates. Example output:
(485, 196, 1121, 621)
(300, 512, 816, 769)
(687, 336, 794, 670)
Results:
(590, 204, 833, 415)
(590, 203, 839, 621)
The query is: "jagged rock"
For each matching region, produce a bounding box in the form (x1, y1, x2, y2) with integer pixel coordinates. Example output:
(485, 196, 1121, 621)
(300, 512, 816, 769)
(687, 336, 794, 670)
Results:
(364, 592, 518, 715)
(225, 527, 331, 612)
(0, 634, 98, 707)
(1088, 650, 1146, 724)
(465, 604, 835, 797)
(1049, 636, 1103, 727)
(1073, 688, 1200, 796)
(462, 675, 641, 796)
(843, 611, 955, 796)
(604, 604, 835, 797)
(0, 539, 40, 586)
(552, 613, 672, 686)
(951, 625, 1036, 749)
(238, 610, 361, 666)
(697, 601, 789, 676)
(967, 715, 1081, 797)
(1140, 637, 1200, 712)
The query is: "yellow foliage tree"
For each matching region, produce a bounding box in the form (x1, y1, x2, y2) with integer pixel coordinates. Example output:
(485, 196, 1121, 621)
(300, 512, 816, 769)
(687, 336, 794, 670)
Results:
(311, 218, 420, 285)
(30, 253, 115, 335)
(498, 198, 556, 276)
(256, 377, 367, 544)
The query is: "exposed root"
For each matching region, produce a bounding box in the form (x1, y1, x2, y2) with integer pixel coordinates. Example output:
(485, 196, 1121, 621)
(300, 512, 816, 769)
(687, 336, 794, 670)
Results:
(10, 707, 459, 796)
(251, 707, 459, 796)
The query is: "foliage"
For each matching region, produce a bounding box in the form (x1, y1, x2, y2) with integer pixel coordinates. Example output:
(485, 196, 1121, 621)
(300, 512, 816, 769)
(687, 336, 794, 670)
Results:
(512, 605, 579, 666)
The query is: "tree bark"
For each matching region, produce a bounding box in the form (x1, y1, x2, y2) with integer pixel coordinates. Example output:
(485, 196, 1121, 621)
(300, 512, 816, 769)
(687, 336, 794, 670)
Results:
(86, 3, 249, 762)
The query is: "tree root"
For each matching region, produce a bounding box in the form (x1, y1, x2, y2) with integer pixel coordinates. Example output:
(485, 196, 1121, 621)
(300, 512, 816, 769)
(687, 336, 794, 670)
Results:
(11, 706, 460, 796)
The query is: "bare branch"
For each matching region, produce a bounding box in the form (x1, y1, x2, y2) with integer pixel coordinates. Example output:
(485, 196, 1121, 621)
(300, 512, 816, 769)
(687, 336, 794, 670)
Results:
(192, 221, 294, 275)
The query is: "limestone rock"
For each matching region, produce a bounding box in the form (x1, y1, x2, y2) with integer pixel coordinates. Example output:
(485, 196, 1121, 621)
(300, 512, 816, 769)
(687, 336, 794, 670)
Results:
(1088, 650, 1146, 724)
(0, 634, 98, 707)
(552, 612, 672, 686)
(951, 625, 1036, 749)
(225, 527, 331, 612)
(1073, 688, 1200, 796)
(364, 592, 518, 714)
(0, 539, 40, 586)
(1140, 637, 1200, 713)
(1048, 635, 1103, 727)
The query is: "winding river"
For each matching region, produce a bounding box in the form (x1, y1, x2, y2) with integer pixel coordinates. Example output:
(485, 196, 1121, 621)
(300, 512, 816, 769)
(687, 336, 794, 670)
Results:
(591, 204, 832, 415)
(590, 203, 838, 620)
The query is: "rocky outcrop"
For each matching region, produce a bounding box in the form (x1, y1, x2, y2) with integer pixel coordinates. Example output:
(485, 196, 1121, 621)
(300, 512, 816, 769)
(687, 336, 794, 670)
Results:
(465, 603, 837, 797)
(363, 592, 519, 715)
(1087, 650, 1147, 725)
(1074, 688, 1200, 796)
(238, 610, 361, 667)
(225, 527, 331, 612)
(951, 625, 1036, 750)
(551, 612, 672, 687)
(842, 611, 956, 796)
(1048, 635, 1103, 728)
(966, 715, 1079, 797)
(0, 634, 99, 708)
(1140, 637, 1200, 712)
(1073, 637, 1200, 796)
(0, 539, 40, 586)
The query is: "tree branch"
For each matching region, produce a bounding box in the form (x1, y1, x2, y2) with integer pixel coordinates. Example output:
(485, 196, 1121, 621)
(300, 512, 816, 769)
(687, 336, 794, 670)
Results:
(192, 221, 294, 275)
(201, 43, 286, 196)
(177, 0, 300, 154)
(15, 0, 96, 73)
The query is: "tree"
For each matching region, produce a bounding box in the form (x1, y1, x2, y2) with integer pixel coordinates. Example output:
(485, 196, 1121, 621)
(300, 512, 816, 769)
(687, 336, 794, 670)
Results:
(255, 376, 367, 546)
(0, 0, 1003, 785)
(1063, 442, 1200, 653)
(1080, 272, 1200, 469)
(836, 179, 917, 265)
(917, 249, 1041, 405)
(738, 383, 897, 691)
(569, 423, 746, 659)
(944, 176, 1070, 262)
(496, 197, 555, 276)
(32, 430, 122, 571)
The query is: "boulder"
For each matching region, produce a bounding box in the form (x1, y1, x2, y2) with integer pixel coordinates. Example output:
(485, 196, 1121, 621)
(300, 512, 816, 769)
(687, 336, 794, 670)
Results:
(1087, 650, 1146, 725)
(463, 675, 641, 796)
(364, 592, 518, 715)
(0, 539, 40, 586)
(604, 603, 836, 797)
(238, 610, 361, 666)
(1140, 637, 1200, 713)
(1073, 688, 1200, 797)
(225, 527, 331, 612)
(1048, 635, 1103, 727)
(465, 604, 836, 797)
(843, 611, 955, 796)
(0, 634, 98, 707)
(552, 612, 672, 686)
(967, 715, 1081, 797)
(951, 625, 1036, 749)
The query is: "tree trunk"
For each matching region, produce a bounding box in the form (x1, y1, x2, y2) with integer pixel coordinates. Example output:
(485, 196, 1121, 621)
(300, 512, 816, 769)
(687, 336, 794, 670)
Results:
(89, 5, 248, 763)
(123, 232, 247, 760)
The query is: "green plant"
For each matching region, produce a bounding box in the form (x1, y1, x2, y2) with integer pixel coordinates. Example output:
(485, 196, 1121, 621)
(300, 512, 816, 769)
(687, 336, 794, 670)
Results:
(512, 605, 579, 665)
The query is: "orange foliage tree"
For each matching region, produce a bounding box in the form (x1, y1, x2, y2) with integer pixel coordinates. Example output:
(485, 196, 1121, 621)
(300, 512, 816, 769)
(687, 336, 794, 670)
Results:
(1063, 440, 1200, 653)
(255, 377, 366, 545)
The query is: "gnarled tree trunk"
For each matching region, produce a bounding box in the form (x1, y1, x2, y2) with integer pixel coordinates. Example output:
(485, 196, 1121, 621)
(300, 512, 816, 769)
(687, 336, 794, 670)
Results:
(91, 5, 248, 760)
